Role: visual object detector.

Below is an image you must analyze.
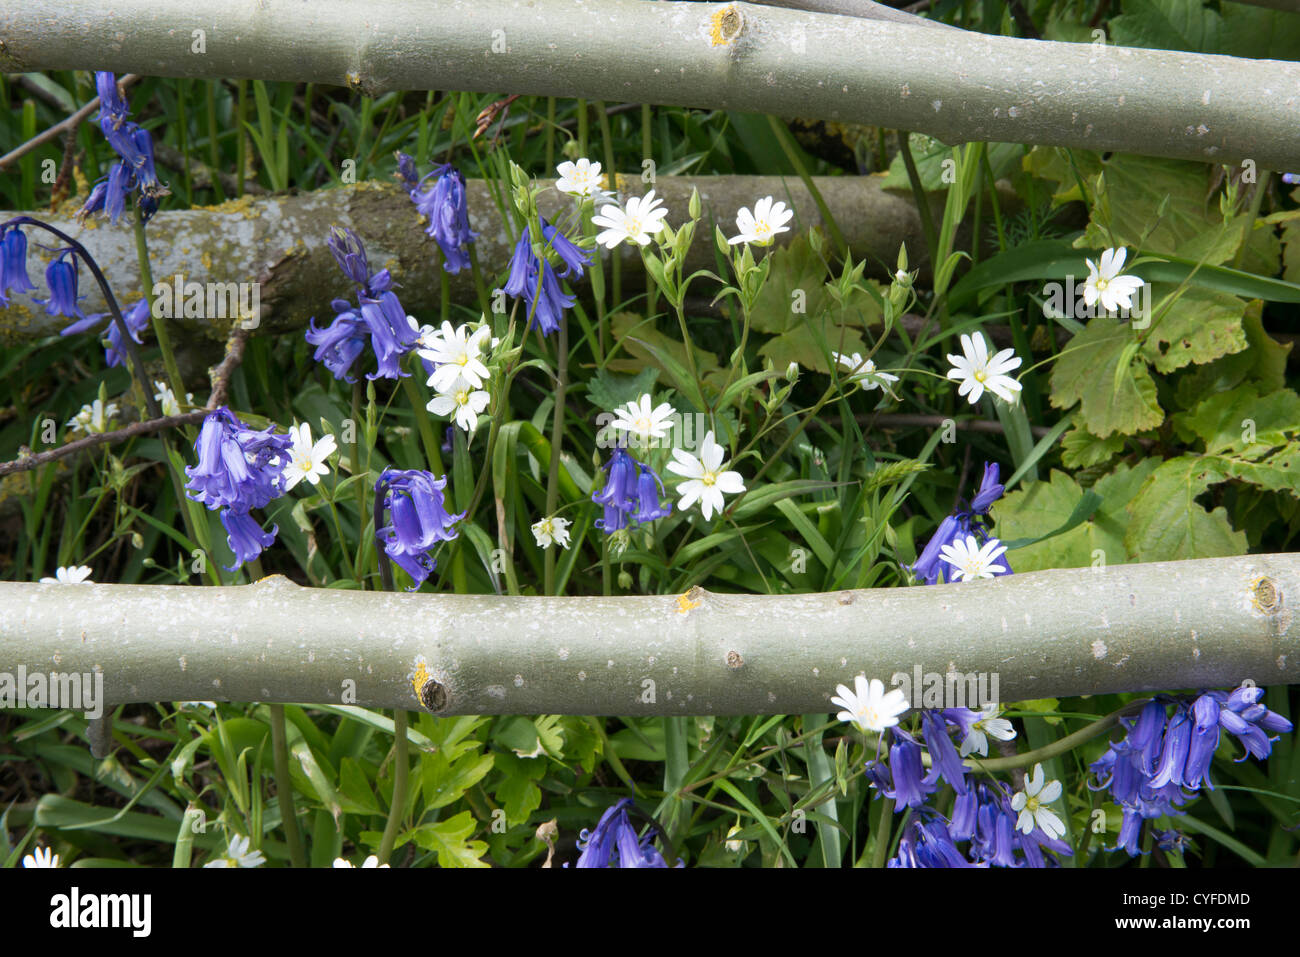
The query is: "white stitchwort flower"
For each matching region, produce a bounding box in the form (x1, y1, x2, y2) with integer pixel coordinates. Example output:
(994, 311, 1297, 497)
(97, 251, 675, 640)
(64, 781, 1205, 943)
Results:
(555, 158, 611, 201)
(204, 834, 266, 868)
(66, 398, 119, 435)
(938, 535, 1010, 582)
(609, 393, 677, 444)
(153, 380, 193, 417)
(1011, 763, 1066, 839)
(728, 196, 793, 246)
(832, 351, 900, 392)
(666, 430, 745, 521)
(333, 854, 390, 868)
(958, 703, 1017, 757)
(1083, 247, 1144, 313)
(282, 422, 338, 491)
(419, 320, 492, 393)
(830, 675, 910, 734)
(531, 515, 572, 550)
(591, 190, 670, 249)
(40, 565, 94, 585)
(946, 332, 1022, 405)
(23, 846, 60, 868)
(428, 376, 490, 433)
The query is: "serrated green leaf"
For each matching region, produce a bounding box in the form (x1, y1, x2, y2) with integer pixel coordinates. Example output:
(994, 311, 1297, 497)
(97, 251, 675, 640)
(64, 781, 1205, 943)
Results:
(1051, 317, 1164, 437)
(408, 811, 489, 868)
(1123, 456, 1247, 561)
(1141, 287, 1248, 373)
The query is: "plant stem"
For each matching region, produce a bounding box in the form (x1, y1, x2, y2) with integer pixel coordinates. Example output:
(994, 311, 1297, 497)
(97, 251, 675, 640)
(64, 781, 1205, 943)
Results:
(543, 318, 569, 596)
(378, 709, 409, 863)
(269, 703, 306, 867)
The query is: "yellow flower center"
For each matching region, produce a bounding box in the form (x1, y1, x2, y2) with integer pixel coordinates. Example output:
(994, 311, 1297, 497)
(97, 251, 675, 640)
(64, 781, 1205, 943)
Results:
(455, 354, 469, 366)
(973, 369, 987, 383)
(1096, 277, 1109, 290)
(702, 471, 717, 487)
(456, 389, 470, 406)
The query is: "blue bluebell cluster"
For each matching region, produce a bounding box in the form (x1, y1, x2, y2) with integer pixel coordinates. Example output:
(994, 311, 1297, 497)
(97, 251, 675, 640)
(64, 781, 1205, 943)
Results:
(396, 153, 477, 274)
(591, 448, 672, 533)
(305, 227, 421, 380)
(503, 219, 589, 336)
(867, 713, 1073, 868)
(910, 461, 1011, 585)
(574, 798, 674, 868)
(185, 407, 291, 570)
(77, 72, 167, 225)
(374, 468, 465, 589)
(1089, 685, 1293, 855)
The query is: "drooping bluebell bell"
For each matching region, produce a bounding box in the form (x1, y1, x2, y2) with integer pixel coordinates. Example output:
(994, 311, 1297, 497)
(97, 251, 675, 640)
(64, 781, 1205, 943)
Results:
(910, 461, 1011, 585)
(0, 227, 36, 304)
(305, 300, 370, 383)
(374, 468, 465, 589)
(920, 710, 969, 794)
(592, 448, 671, 533)
(185, 407, 291, 513)
(890, 812, 979, 868)
(60, 298, 151, 368)
(502, 219, 590, 336)
(574, 799, 672, 868)
(37, 251, 85, 319)
(219, 508, 278, 571)
(865, 728, 936, 810)
(397, 154, 477, 274)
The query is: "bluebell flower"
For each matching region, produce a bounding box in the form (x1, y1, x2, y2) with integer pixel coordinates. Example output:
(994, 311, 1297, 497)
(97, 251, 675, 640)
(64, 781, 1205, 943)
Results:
(398, 155, 477, 274)
(921, 710, 969, 794)
(574, 799, 671, 868)
(890, 812, 978, 868)
(0, 227, 36, 304)
(909, 461, 1012, 585)
(327, 226, 375, 292)
(592, 448, 671, 533)
(502, 220, 588, 336)
(38, 252, 84, 319)
(305, 300, 370, 382)
(59, 298, 151, 368)
(866, 728, 936, 810)
(184, 407, 291, 513)
(220, 508, 278, 571)
(82, 72, 166, 224)
(374, 468, 465, 589)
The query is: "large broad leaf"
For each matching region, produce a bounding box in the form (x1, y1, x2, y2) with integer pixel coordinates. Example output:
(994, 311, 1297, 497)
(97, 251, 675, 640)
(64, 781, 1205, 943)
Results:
(1080, 156, 1244, 265)
(1123, 456, 1247, 561)
(1172, 301, 1292, 407)
(1060, 416, 1127, 469)
(992, 462, 1158, 571)
(1050, 316, 1164, 437)
(1109, 0, 1223, 53)
(1172, 382, 1300, 455)
(1215, 444, 1300, 496)
(1218, 5, 1300, 60)
(1140, 286, 1248, 373)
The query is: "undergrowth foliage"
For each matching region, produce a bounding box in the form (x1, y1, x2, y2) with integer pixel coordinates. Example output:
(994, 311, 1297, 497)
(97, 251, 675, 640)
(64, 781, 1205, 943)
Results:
(1, 59, 1298, 870)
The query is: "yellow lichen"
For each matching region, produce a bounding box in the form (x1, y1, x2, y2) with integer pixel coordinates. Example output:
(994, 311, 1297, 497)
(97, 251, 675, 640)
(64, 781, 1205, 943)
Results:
(709, 4, 744, 46)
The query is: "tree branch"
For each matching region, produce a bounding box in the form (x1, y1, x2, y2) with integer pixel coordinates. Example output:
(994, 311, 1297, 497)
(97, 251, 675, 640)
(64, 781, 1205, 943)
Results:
(3, 556, 1295, 718)
(0, 0, 1296, 167)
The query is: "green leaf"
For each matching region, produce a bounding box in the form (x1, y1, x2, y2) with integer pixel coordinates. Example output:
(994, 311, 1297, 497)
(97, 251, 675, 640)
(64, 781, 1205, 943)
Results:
(1110, 0, 1223, 54)
(1050, 317, 1164, 437)
(1215, 444, 1300, 496)
(1173, 382, 1300, 455)
(1123, 456, 1247, 561)
(993, 462, 1158, 570)
(1140, 287, 1248, 374)
(730, 479, 841, 521)
(493, 753, 545, 826)
(585, 367, 661, 412)
(407, 811, 489, 868)
(1060, 417, 1127, 469)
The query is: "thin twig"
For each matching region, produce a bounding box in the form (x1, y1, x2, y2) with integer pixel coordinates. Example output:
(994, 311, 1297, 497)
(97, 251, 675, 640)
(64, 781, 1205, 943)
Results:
(0, 74, 141, 171)
(0, 327, 249, 477)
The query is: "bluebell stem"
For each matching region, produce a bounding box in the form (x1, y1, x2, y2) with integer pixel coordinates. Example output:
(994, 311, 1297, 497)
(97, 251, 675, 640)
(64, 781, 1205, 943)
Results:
(397, 154, 477, 274)
(374, 468, 465, 589)
(910, 461, 1012, 585)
